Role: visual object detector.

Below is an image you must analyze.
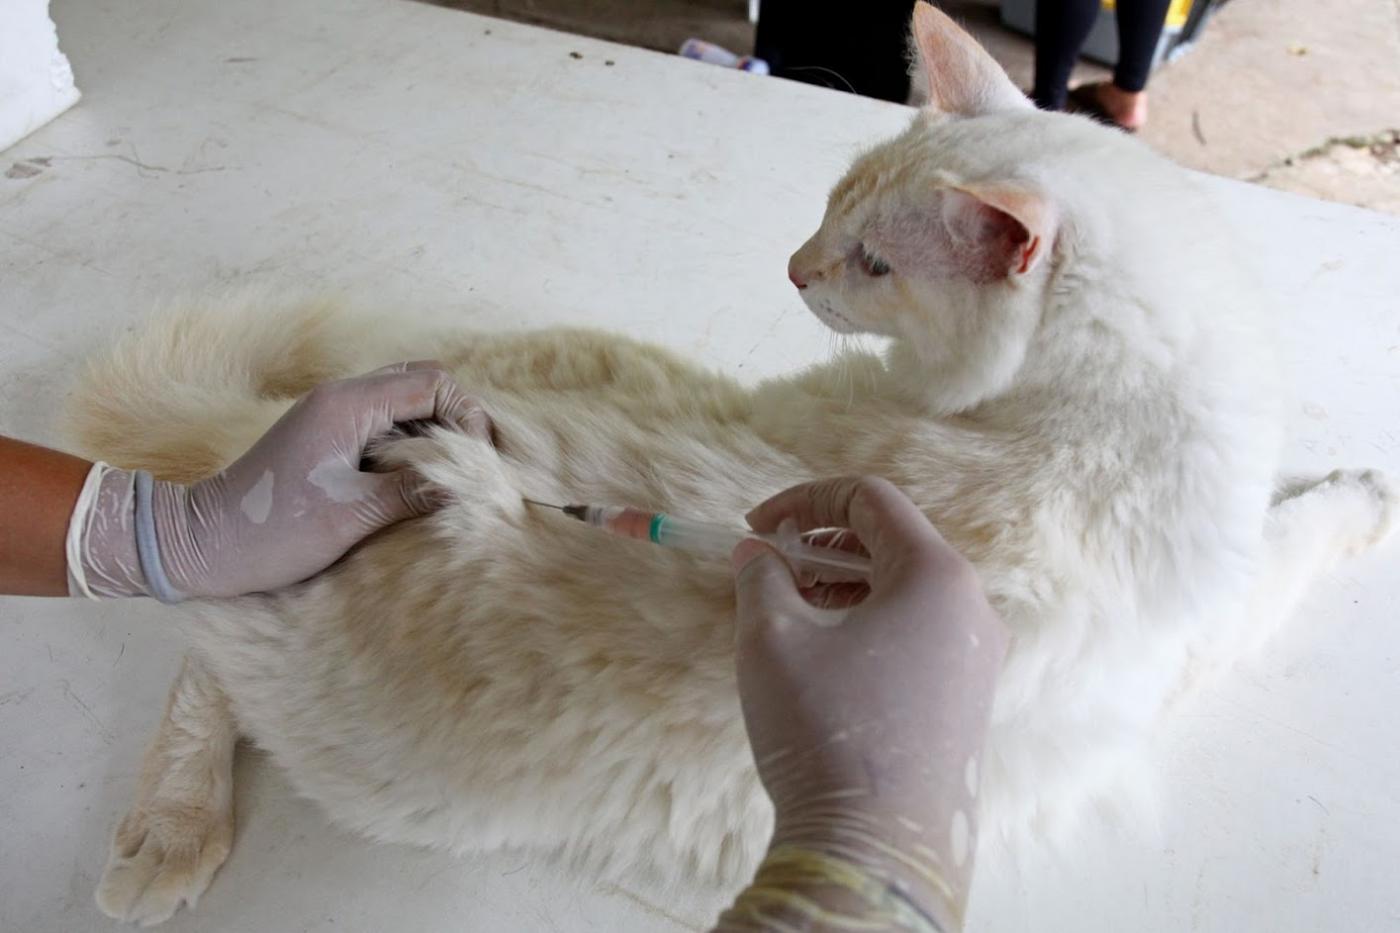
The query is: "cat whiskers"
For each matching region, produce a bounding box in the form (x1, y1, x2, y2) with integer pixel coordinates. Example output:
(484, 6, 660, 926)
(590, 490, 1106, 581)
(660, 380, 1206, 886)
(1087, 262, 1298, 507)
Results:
(782, 65, 857, 95)
(838, 334, 857, 410)
(822, 329, 843, 394)
(821, 330, 860, 411)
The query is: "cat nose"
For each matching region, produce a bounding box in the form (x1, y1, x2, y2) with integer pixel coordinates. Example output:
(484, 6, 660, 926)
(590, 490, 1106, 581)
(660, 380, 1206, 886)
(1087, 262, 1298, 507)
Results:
(788, 266, 808, 290)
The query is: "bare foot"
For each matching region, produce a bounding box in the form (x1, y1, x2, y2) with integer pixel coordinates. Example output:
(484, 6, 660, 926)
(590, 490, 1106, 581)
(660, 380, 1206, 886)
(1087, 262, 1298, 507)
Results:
(1082, 82, 1148, 131)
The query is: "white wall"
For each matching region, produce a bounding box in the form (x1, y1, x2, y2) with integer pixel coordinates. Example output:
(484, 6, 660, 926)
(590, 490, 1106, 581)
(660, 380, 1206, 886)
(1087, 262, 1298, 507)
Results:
(0, 0, 80, 152)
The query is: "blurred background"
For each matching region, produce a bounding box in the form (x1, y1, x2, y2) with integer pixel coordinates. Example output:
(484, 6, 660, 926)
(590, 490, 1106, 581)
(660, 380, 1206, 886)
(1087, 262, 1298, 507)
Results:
(424, 0, 1399, 214)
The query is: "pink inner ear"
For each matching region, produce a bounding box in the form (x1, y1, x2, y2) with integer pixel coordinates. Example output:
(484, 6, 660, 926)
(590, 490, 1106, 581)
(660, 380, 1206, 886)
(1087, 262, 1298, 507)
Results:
(948, 185, 1053, 277)
(1018, 235, 1041, 274)
(878, 189, 1052, 284)
(938, 188, 1038, 280)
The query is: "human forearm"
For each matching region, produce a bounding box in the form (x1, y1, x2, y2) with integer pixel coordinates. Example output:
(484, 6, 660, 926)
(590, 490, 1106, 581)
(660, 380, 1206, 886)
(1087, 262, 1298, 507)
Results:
(0, 437, 172, 599)
(0, 436, 92, 596)
(715, 758, 977, 933)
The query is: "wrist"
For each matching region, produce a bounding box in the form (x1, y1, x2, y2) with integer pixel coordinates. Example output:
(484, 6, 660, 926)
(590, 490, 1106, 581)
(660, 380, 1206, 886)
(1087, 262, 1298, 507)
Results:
(68, 466, 149, 599)
(715, 836, 958, 933)
(140, 473, 198, 602)
(68, 467, 196, 602)
(767, 806, 967, 930)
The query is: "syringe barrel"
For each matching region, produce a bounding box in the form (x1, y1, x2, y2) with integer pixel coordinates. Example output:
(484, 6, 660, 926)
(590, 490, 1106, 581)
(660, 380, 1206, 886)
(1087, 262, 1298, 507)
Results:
(649, 514, 747, 559)
(582, 506, 873, 582)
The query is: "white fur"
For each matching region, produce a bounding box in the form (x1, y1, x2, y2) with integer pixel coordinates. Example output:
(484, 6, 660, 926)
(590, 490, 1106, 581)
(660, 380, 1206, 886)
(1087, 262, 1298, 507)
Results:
(74, 12, 1396, 925)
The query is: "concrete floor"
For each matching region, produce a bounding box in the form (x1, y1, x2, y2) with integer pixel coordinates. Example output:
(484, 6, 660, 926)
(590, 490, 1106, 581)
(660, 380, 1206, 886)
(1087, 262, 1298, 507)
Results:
(429, 0, 1400, 214)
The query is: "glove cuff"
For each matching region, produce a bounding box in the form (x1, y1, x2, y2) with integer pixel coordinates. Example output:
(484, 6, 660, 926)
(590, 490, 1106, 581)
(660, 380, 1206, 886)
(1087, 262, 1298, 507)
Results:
(65, 464, 186, 603)
(133, 470, 186, 604)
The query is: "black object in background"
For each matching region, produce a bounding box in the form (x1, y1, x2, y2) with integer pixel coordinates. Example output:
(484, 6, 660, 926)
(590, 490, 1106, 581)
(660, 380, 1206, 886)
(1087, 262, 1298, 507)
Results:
(754, 1, 917, 103)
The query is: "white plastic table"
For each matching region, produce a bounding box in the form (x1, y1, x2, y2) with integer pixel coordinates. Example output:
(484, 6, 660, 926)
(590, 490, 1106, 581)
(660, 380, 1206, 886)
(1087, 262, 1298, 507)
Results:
(2, 1, 1397, 930)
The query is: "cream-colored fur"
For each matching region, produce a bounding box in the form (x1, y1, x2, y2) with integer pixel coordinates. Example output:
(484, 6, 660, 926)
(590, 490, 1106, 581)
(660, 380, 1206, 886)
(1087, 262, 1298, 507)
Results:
(76, 9, 1395, 926)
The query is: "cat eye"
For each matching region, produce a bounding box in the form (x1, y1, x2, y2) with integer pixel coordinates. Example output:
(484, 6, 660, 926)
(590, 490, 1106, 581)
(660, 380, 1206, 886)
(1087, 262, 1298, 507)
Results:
(858, 245, 891, 277)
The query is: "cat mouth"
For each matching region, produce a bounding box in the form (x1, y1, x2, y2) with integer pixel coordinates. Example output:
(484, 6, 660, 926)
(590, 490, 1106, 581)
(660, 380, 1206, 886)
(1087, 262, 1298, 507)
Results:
(808, 297, 860, 334)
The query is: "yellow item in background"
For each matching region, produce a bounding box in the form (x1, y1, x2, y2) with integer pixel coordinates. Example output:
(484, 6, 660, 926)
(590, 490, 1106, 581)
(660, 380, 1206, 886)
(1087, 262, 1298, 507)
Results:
(999, 0, 1210, 72)
(1102, 0, 1194, 30)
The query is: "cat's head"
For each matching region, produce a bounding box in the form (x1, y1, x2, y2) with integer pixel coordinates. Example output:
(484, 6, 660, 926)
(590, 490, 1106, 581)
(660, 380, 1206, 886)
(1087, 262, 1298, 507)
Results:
(789, 3, 1110, 413)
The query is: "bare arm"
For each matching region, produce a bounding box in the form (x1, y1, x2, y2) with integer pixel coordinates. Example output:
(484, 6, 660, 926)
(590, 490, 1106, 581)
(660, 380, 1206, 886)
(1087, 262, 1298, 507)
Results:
(0, 437, 93, 596)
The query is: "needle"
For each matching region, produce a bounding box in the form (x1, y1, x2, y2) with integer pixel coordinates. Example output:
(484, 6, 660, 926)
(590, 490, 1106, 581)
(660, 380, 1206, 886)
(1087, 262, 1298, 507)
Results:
(522, 498, 566, 511)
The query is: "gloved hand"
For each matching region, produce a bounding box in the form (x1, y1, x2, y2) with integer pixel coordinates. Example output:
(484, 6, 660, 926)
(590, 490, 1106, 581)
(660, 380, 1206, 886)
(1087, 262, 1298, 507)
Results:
(69, 362, 491, 601)
(725, 476, 1008, 932)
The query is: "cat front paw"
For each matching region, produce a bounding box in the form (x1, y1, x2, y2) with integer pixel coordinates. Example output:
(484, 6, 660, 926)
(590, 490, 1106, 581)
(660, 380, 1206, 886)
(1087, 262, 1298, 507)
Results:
(1341, 468, 1399, 553)
(1292, 468, 1398, 555)
(95, 800, 233, 926)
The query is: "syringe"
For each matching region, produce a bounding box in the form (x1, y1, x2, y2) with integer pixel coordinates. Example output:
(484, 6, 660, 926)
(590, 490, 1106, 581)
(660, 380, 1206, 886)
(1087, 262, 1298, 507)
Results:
(523, 499, 873, 583)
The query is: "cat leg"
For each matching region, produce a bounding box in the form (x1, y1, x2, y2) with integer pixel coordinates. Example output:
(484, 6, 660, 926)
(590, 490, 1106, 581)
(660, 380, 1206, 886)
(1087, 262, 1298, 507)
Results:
(1254, 468, 1396, 633)
(96, 655, 238, 926)
(1269, 467, 1395, 557)
(1175, 469, 1395, 708)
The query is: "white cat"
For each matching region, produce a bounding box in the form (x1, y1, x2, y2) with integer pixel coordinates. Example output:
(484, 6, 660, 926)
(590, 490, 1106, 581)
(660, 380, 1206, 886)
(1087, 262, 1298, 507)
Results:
(74, 6, 1394, 926)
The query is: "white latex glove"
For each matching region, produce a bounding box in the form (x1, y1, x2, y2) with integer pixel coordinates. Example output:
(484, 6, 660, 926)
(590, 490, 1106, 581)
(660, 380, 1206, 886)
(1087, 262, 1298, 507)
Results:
(68, 362, 491, 601)
(721, 476, 1008, 932)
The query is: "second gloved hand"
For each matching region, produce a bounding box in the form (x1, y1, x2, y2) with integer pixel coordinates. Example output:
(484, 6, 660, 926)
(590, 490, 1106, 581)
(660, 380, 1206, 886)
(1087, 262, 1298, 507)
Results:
(726, 476, 1008, 932)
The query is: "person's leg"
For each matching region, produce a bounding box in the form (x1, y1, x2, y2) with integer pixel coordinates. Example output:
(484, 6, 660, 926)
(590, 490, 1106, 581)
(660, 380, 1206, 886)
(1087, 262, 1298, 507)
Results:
(1031, 0, 1102, 110)
(1113, 0, 1173, 93)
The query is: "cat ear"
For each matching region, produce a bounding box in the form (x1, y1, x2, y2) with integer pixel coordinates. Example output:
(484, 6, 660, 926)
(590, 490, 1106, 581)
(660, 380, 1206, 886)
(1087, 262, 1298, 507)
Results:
(941, 185, 1054, 276)
(911, 2, 1032, 116)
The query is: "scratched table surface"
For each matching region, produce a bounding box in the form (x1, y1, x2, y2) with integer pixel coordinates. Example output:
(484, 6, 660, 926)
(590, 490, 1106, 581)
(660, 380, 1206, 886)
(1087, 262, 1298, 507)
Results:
(2, 0, 1398, 930)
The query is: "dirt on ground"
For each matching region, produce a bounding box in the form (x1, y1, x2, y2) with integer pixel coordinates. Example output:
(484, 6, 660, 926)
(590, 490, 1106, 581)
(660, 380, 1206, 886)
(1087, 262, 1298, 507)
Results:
(428, 0, 1400, 215)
